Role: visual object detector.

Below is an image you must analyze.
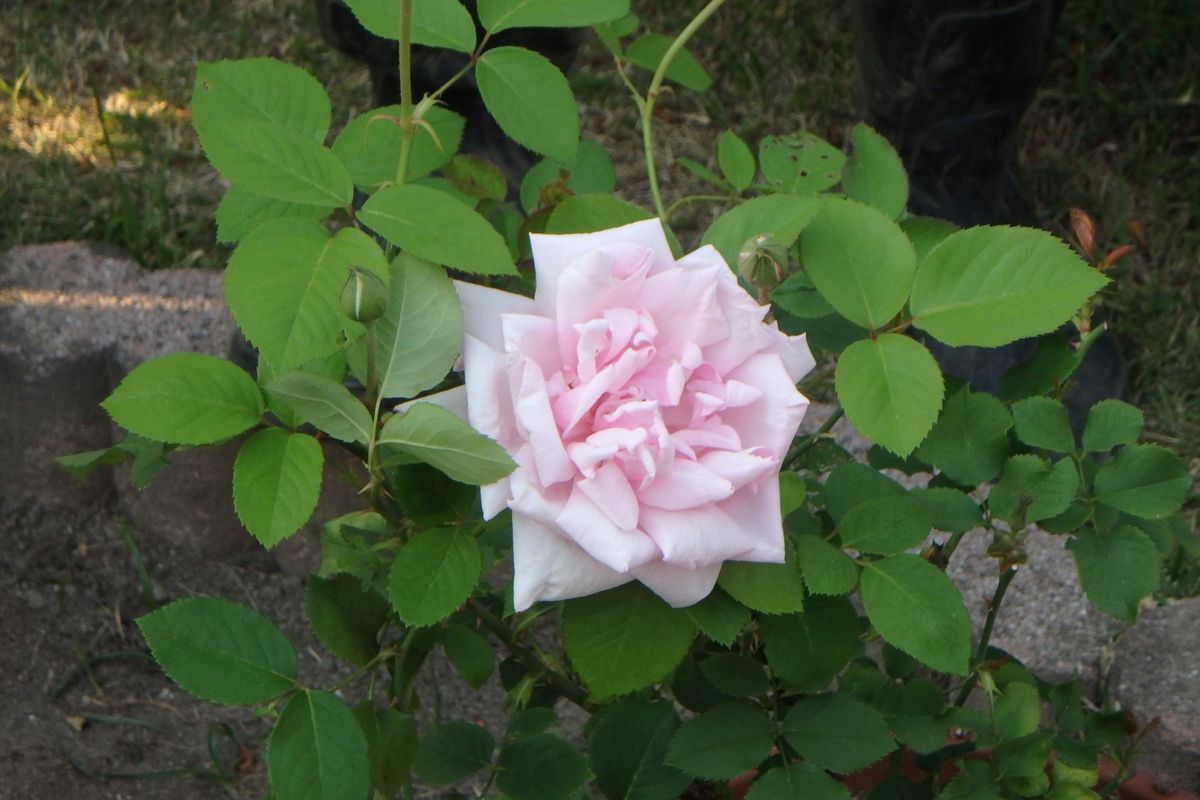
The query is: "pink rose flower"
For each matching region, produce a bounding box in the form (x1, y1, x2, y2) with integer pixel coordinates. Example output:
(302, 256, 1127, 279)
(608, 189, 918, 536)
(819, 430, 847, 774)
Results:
(456, 219, 813, 610)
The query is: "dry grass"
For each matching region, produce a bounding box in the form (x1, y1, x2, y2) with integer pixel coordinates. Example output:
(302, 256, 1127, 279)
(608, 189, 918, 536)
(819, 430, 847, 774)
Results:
(1, 0, 1196, 464)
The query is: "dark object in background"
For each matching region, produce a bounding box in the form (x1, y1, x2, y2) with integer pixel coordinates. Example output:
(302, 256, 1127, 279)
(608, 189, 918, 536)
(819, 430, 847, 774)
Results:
(313, 0, 581, 191)
(853, 0, 1067, 228)
(854, 0, 1124, 419)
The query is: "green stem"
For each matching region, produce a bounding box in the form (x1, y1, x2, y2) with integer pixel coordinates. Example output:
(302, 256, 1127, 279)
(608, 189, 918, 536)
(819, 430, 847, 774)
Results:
(664, 193, 734, 221)
(953, 565, 1018, 706)
(782, 407, 844, 470)
(468, 599, 593, 710)
(641, 0, 730, 220)
(395, 0, 415, 185)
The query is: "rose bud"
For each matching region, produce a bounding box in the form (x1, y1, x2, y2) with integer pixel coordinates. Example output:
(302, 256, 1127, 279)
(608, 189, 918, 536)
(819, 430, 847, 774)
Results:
(340, 266, 389, 323)
(737, 233, 789, 295)
(1069, 208, 1095, 259)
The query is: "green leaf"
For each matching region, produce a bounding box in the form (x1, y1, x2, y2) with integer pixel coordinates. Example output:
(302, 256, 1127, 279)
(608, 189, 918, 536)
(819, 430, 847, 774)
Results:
(442, 623, 494, 689)
(333, 104, 464, 188)
(676, 156, 726, 190)
(910, 226, 1109, 347)
(233, 429, 323, 548)
(546, 194, 652, 234)
(379, 402, 515, 485)
(993, 682, 1041, 740)
(901, 216, 959, 265)
(760, 596, 862, 692)
(305, 573, 388, 667)
(1094, 444, 1191, 519)
(823, 462, 905, 522)
(860, 554, 971, 675)
(701, 193, 821, 267)
(519, 140, 617, 212)
(996, 332, 1085, 402)
(624, 33, 712, 92)
(268, 691, 370, 800)
(479, 0, 629, 32)
(842, 122, 908, 219)
(772, 270, 836, 319)
(562, 583, 695, 699)
(593, 12, 640, 52)
(1068, 526, 1161, 622)
(1012, 396, 1076, 453)
(835, 334, 944, 457)
(350, 254, 463, 400)
(318, 511, 391, 588)
(699, 653, 768, 698)
(203, 122, 353, 207)
(215, 186, 332, 243)
(191, 57, 330, 145)
(796, 535, 859, 595)
(717, 548, 805, 614)
(359, 183, 516, 275)
(388, 528, 481, 627)
(354, 705, 418, 799)
(685, 588, 750, 647)
(266, 371, 371, 445)
(226, 220, 390, 370)
(665, 703, 775, 780)
(1082, 399, 1144, 453)
(496, 734, 590, 800)
(589, 701, 690, 800)
(988, 455, 1079, 523)
(916, 386, 1012, 484)
(759, 133, 846, 194)
(415, 721, 495, 784)
(137, 597, 296, 705)
(508, 708, 558, 739)
(907, 488, 984, 533)
(342, 0, 476, 51)
(746, 763, 849, 800)
(442, 154, 507, 200)
(57, 433, 166, 489)
(800, 197, 916, 329)
(838, 495, 933, 555)
(782, 693, 896, 773)
(102, 353, 264, 445)
(476, 46, 579, 164)
(717, 130, 755, 192)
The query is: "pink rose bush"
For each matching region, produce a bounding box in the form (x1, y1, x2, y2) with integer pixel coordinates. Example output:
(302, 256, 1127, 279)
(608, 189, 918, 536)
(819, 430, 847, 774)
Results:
(451, 219, 814, 611)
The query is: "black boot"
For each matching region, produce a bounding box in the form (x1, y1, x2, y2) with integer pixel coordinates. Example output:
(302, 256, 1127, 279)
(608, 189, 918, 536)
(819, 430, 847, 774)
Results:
(853, 0, 1124, 422)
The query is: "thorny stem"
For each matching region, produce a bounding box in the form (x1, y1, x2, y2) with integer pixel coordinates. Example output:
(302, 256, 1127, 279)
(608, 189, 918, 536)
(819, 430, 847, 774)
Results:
(468, 599, 593, 710)
(395, 0, 415, 185)
(641, 0, 730, 220)
(783, 407, 845, 470)
(953, 565, 1018, 707)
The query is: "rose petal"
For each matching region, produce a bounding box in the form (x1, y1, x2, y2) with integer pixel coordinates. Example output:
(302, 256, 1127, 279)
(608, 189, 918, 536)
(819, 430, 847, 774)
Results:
(719, 353, 810, 455)
(775, 332, 816, 384)
(631, 560, 721, 608)
(512, 513, 632, 611)
(699, 448, 778, 492)
(556, 485, 660, 572)
(714, 478, 787, 562)
(514, 358, 575, 486)
(530, 218, 674, 316)
(480, 480, 510, 520)
(502, 313, 560, 377)
(637, 458, 734, 511)
(577, 460, 641, 531)
(639, 504, 753, 568)
(462, 335, 519, 449)
(454, 280, 536, 350)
